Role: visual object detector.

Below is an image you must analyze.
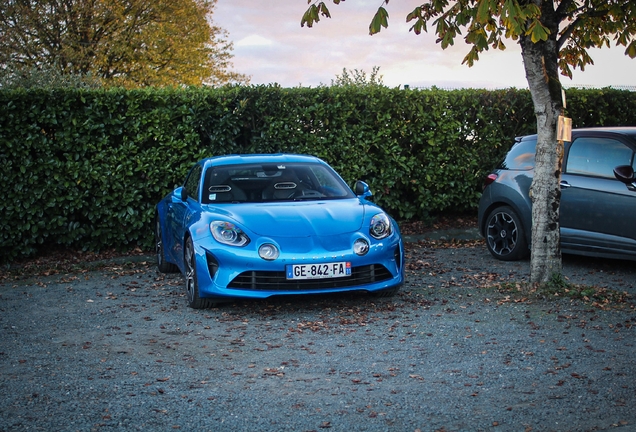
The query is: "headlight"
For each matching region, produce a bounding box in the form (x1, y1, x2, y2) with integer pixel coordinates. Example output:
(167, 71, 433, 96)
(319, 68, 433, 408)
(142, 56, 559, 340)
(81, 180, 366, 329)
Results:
(258, 243, 279, 261)
(210, 221, 250, 247)
(369, 213, 392, 240)
(353, 238, 369, 256)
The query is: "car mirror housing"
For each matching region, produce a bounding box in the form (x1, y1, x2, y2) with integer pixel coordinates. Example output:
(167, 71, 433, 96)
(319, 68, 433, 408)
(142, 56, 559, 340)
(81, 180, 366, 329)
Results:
(614, 165, 635, 184)
(354, 180, 372, 198)
(174, 186, 187, 202)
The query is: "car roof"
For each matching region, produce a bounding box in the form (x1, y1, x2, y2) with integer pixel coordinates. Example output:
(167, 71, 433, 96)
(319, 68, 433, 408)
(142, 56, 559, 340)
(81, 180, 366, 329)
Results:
(201, 153, 325, 167)
(571, 126, 636, 137)
(518, 126, 636, 142)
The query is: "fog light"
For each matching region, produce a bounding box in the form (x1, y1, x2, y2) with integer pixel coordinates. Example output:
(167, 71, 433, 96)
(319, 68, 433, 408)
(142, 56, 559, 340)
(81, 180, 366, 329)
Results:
(258, 243, 279, 260)
(353, 238, 369, 256)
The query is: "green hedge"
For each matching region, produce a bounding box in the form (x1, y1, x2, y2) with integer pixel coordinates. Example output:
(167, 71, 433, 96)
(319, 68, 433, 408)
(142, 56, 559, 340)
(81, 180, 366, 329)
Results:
(1, 86, 634, 262)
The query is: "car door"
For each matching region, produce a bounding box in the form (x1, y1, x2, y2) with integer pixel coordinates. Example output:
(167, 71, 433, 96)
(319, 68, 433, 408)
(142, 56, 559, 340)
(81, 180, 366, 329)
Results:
(560, 135, 636, 254)
(167, 164, 204, 262)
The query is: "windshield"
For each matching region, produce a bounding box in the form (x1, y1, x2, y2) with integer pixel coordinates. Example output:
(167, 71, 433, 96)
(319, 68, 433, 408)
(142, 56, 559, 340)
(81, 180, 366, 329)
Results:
(202, 162, 355, 204)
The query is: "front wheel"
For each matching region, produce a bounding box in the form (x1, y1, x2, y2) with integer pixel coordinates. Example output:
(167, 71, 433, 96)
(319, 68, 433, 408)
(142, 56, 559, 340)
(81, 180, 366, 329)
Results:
(485, 206, 528, 261)
(184, 237, 217, 309)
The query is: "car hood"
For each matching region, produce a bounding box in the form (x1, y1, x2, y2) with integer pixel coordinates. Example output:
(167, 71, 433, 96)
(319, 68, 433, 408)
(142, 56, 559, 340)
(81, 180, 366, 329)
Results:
(213, 199, 367, 237)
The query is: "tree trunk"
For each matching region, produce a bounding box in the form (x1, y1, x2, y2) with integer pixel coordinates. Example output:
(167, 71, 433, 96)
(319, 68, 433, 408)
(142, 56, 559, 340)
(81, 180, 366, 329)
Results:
(520, 10, 564, 284)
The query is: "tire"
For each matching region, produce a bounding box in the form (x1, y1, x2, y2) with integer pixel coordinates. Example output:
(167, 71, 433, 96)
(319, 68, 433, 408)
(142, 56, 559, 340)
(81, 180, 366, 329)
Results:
(484, 206, 529, 261)
(184, 237, 217, 309)
(155, 217, 178, 273)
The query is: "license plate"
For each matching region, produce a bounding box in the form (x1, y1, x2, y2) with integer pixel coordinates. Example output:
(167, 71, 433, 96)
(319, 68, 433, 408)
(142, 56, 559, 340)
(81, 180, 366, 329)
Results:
(286, 262, 351, 280)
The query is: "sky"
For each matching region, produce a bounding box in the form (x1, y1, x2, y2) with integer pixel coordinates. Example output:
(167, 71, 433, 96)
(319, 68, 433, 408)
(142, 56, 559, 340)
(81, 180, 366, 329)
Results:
(214, 0, 636, 90)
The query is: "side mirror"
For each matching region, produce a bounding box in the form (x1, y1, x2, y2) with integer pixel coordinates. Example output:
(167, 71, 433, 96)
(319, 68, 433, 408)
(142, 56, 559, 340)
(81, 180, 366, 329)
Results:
(614, 165, 636, 191)
(174, 186, 188, 202)
(354, 180, 373, 198)
(614, 165, 635, 184)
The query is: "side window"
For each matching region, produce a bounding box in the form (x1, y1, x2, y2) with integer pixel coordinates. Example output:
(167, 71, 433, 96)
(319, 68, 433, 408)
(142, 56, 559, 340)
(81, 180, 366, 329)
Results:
(499, 139, 536, 170)
(566, 137, 634, 179)
(184, 164, 203, 202)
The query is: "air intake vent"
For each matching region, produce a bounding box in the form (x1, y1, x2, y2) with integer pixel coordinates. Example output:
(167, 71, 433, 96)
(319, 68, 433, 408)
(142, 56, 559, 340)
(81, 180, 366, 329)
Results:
(228, 264, 392, 291)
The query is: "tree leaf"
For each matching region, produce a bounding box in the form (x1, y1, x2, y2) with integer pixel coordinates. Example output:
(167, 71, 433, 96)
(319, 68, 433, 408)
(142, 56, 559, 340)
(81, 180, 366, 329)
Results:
(626, 41, 636, 58)
(527, 19, 551, 43)
(319, 2, 331, 19)
(476, 0, 494, 24)
(301, 5, 318, 28)
(369, 7, 389, 35)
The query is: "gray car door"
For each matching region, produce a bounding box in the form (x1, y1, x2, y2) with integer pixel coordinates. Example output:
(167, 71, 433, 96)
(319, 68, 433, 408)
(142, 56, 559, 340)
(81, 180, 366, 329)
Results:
(560, 136, 636, 255)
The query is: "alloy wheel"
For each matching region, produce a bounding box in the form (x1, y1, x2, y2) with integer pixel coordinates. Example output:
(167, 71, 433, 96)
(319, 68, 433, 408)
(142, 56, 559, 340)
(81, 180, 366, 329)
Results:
(185, 240, 196, 304)
(487, 211, 518, 257)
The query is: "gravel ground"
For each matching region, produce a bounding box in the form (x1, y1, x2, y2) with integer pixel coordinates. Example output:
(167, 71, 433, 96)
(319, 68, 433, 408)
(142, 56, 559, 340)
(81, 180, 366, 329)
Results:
(1, 240, 635, 432)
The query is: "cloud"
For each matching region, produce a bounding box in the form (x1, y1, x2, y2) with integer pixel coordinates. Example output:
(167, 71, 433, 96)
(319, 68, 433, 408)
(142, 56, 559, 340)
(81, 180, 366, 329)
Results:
(215, 0, 636, 89)
(236, 35, 273, 48)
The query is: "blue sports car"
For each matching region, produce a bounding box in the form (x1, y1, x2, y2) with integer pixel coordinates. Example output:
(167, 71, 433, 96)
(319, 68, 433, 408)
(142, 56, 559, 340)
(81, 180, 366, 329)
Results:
(155, 154, 405, 308)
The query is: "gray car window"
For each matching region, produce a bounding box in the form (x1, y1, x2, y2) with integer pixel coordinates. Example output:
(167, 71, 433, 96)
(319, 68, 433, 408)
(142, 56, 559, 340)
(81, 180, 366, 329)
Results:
(499, 138, 536, 170)
(566, 137, 634, 179)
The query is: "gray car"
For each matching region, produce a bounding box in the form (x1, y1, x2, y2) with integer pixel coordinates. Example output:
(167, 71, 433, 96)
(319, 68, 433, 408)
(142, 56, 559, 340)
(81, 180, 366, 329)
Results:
(478, 127, 636, 261)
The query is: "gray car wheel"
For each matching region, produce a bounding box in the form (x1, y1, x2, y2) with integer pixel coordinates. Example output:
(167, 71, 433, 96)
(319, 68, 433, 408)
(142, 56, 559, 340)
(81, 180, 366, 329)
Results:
(485, 206, 529, 261)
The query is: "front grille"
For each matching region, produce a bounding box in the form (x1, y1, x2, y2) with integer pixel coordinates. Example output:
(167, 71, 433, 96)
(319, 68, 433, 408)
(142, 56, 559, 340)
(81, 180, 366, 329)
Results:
(227, 264, 393, 291)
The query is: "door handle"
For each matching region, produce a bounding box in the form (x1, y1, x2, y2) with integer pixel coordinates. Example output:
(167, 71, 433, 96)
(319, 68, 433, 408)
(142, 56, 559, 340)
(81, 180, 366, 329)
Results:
(560, 181, 571, 189)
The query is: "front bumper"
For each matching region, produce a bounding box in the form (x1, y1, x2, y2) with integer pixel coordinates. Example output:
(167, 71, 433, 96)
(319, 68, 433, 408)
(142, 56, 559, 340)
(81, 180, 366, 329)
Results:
(191, 233, 404, 300)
